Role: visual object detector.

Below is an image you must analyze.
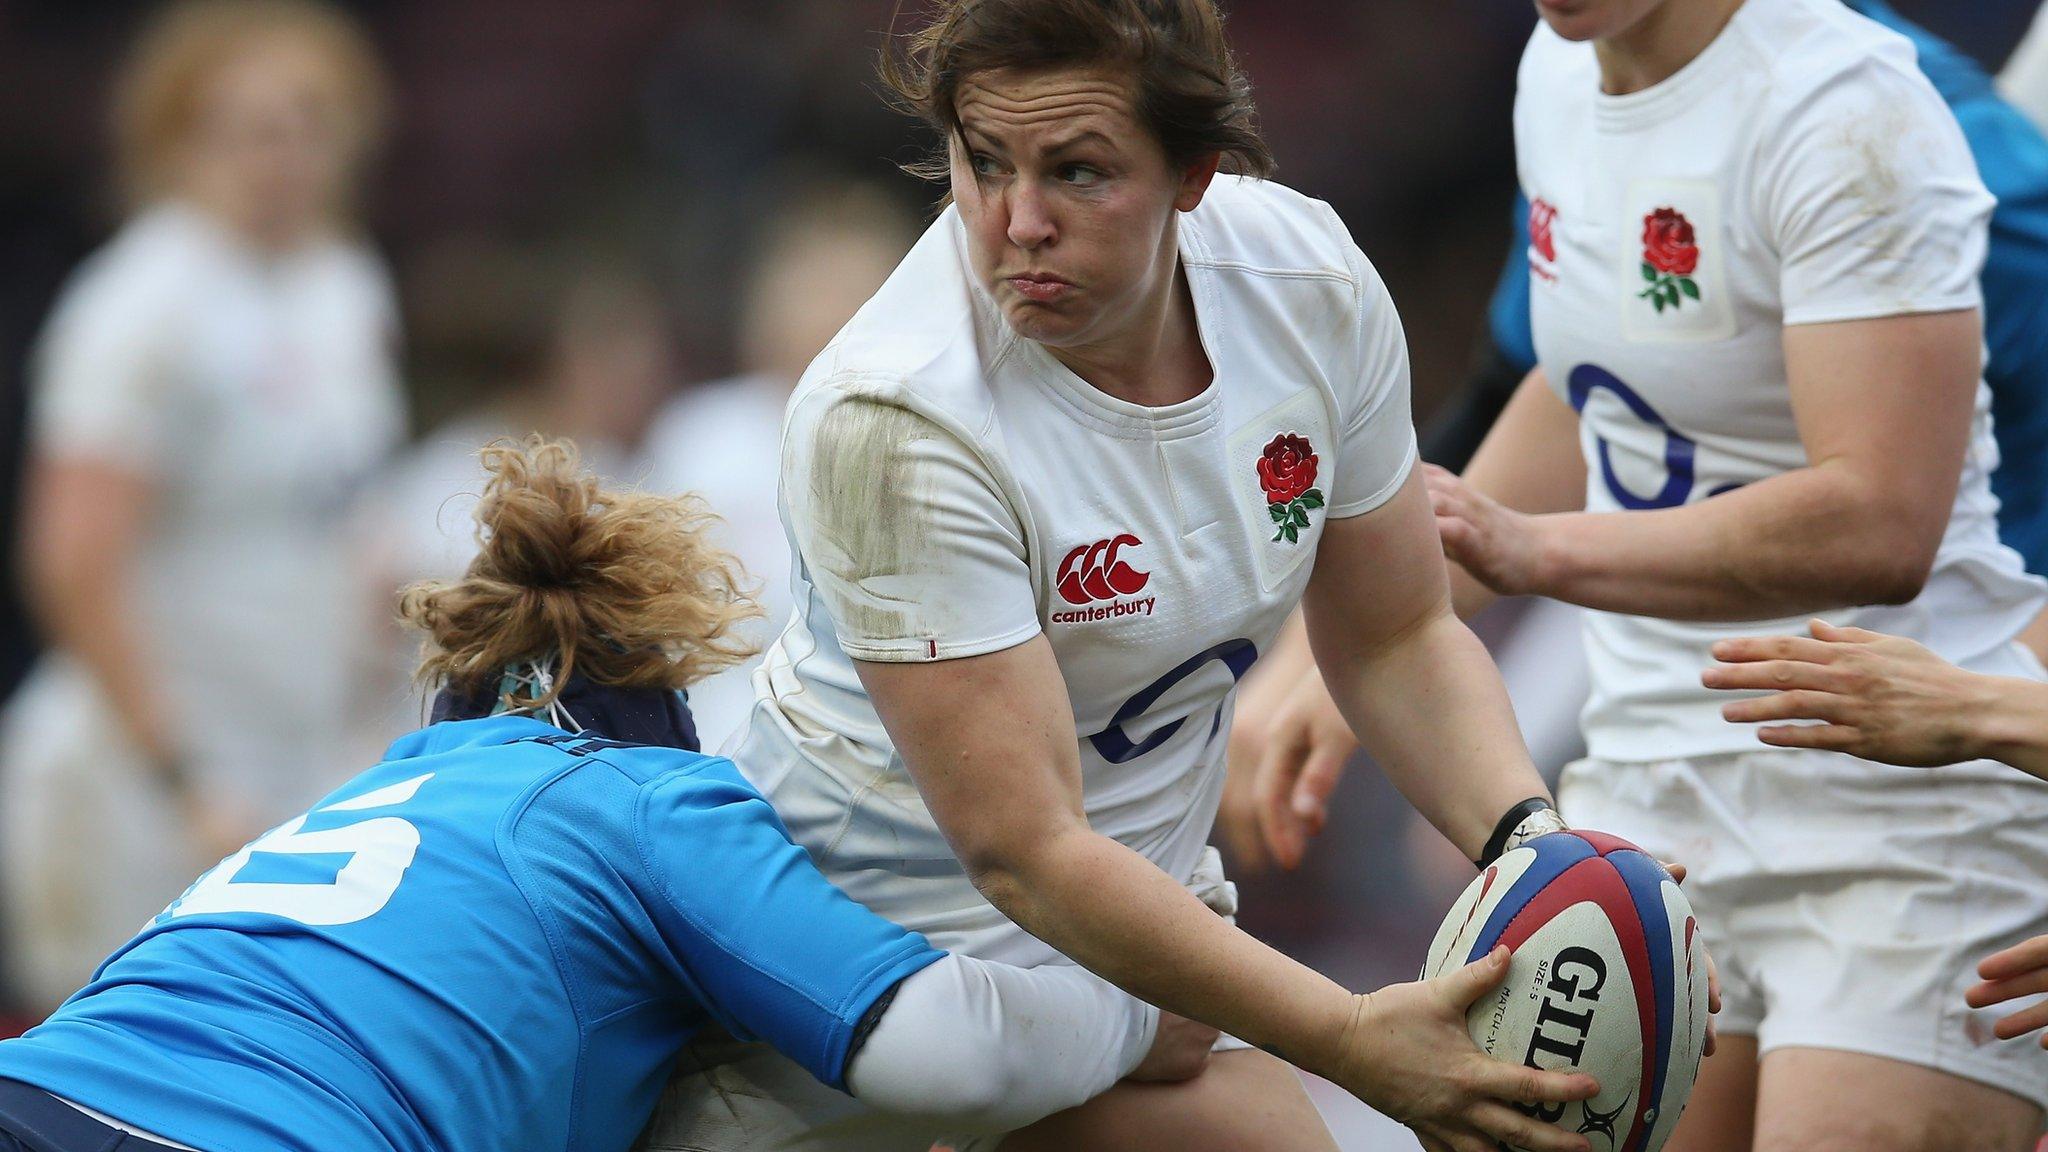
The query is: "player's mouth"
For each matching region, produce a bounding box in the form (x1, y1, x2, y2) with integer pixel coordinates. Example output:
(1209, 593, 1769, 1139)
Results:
(1006, 272, 1073, 303)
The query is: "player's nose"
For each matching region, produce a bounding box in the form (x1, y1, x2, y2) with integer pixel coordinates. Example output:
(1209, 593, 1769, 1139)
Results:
(1005, 183, 1057, 250)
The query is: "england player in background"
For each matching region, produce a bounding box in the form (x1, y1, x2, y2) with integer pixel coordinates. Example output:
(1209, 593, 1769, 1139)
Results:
(1221, 0, 2048, 861)
(1243, 0, 2048, 1150)
(0, 0, 407, 1013)
(642, 2, 1652, 1151)
(1445, 0, 2048, 575)
(0, 438, 1222, 1152)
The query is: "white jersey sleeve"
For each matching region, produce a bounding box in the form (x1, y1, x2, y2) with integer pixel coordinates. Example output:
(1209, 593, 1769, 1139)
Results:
(781, 378, 1041, 663)
(846, 954, 1155, 1132)
(30, 235, 184, 467)
(1759, 57, 1992, 327)
(1324, 210, 1418, 518)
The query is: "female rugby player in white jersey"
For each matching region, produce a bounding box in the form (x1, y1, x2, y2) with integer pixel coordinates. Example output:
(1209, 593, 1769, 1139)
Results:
(645, 3, 1627, 1152)
(0, 0, 404, 1011)
(1249, 1, 2048, 1149)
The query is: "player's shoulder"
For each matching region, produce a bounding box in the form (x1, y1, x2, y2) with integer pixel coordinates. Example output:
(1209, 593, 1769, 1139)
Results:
(1739, 0, 1942, 121)
(409, 721, 760, 848)
(1180, 176, 1357, 284)
(1182, 176, 1399, 360)
(45, 204, 212, 333)
(625, 753, 796, 878)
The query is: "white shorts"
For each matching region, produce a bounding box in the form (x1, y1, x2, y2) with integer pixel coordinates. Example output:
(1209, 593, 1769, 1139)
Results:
(1558, 748, 2048, 1108)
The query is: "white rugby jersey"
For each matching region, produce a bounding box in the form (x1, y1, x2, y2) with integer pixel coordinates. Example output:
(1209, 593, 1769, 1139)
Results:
(23, 202, 405, 813)
(729, 176, 1417, 964)
(1516, 0, 2047, 763)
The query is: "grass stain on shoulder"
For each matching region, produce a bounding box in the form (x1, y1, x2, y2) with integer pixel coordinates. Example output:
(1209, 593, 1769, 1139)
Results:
(807, 390, 942, 640)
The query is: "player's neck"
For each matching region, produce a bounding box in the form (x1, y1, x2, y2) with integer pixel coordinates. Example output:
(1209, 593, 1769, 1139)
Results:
(1593, 0, 1745, 96)
(1047, 265, 1211, 409)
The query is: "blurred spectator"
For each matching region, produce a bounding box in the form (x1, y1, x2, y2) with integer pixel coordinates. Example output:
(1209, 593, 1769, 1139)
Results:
(358, 259, 681, 746)
(0, 0, 404, 1012)
(639, 181, 917, 753)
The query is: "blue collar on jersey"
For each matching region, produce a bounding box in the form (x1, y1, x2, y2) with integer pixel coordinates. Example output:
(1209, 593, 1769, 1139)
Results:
(430, 674, 701, 752)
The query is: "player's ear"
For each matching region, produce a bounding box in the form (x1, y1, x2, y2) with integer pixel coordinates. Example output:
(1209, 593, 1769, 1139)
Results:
(1175, 152, 1222, 213)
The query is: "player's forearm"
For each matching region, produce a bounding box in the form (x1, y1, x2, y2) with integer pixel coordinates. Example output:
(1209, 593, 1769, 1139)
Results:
(24, 462, 179, 770)
(28, 561, 176, 768)
(1529, 464, 1934, 621)
(848, 954, 1155, 1130)
(1977, 676, 2048, 783)
(1324, 604, 1549, 859)
(970, 827, 1358, 1077)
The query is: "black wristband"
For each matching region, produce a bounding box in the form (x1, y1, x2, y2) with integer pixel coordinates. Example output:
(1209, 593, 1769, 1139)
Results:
(1476, 797, 1556, 869)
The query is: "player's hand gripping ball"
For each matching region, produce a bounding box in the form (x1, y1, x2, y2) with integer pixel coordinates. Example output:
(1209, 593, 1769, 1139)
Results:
(1421, 831, 1709, 1152)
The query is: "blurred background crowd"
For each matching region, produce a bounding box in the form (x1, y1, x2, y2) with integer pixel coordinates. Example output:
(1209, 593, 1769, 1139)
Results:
(0, 0, 2039, 1143)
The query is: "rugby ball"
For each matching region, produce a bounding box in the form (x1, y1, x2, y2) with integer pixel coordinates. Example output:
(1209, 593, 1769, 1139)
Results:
(1421, 830, 1709, 1152)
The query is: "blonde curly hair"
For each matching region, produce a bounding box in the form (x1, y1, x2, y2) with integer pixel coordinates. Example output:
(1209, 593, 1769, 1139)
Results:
(399, 437, 760, 713)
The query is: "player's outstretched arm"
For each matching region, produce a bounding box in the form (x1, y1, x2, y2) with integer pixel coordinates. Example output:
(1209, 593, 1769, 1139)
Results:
(640, 767, 1174, 1129)
(847, 955, 1212, 1130)
(856, 640, 1598, 1152)
(1702, 618, 2048, 780)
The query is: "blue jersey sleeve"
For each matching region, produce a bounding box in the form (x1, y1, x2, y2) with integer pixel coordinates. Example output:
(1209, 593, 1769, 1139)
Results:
(634, 761, 942, 1090)
(1487, 192, 1539, 374)
(1848, 0, 2048, 575)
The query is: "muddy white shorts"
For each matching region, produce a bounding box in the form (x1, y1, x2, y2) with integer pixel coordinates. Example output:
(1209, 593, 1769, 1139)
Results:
(1558, 748, 2048, 1108)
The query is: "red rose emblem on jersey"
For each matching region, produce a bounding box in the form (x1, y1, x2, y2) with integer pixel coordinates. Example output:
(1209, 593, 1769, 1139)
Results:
(1642, 207, 1698, 275)
(1529, 198, 1558, 265)
(1638, 206, 1701, 313)
(1259, 434, 1318, 504)
(1258, 433, 1324, 544)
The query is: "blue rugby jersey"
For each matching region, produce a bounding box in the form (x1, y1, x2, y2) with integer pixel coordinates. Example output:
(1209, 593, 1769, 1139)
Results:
(1484, 0, 2048, 572)
(0, 714, 941, 1152)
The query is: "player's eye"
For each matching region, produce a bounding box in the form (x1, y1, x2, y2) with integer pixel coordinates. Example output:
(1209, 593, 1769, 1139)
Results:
(1057, 163, 1104, 187)
(969, 152, 1004, 178)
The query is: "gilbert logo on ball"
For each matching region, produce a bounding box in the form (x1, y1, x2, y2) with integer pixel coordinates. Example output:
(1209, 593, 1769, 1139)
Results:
(1422, 830, 1709, 1152)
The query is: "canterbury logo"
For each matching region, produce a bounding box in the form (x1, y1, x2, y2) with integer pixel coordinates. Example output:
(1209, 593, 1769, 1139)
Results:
(1056, 534, 1150, 605)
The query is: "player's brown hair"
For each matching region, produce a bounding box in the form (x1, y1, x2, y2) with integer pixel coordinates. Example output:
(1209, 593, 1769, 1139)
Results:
(880, 0, 1275, 181)
(399, 437, 760, 712)
(112, 0, 391, 208)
